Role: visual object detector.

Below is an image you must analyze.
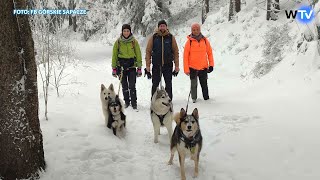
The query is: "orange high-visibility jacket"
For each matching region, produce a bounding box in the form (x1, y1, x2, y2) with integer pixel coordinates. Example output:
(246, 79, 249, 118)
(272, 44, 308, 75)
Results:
(183, 35, 214, 74)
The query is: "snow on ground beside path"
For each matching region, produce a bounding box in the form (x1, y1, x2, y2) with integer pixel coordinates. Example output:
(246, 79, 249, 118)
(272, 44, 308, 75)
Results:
(38, 38, 320, 180)
(38, 1, 320, 179)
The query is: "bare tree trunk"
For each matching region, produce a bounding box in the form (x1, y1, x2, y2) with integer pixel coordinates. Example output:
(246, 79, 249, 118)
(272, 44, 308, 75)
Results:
(235, 0, 241, 13)
(229, 0, 234, 21)
(202, 0, 209, 24)
(266, 0, 272, 20)
(69, 15, 72, 26)
(69, 0, 74, 27)
(312, 0, 319, 40)
(72, 16, 77, 32)
(274, 0, 280, 13)
(0, 0, 46, 179)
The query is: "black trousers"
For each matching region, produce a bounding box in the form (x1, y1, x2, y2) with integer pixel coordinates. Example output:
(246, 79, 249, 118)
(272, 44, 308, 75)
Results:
(121, 68, 137, 105)
(190, 68, 209, 100)
(151, 64, 173, 100)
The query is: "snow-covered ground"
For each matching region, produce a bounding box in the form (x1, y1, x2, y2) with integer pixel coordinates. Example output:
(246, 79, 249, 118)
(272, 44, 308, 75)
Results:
(38, 1, 320, 180)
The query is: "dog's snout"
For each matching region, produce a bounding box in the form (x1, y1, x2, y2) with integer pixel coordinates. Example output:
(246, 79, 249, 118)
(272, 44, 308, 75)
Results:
(187, 125, 192, 130)
(168, 99, 172, 103)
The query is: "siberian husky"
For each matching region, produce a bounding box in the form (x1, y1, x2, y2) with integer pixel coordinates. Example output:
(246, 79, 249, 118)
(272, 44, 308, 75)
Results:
(168, 108, 203, 180)
(107, 95, 126, 136)
(150, 87, 173, 143)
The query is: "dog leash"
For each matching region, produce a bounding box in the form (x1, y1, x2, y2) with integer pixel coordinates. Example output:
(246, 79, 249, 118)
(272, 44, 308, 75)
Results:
(185, 89, 191, 113)
(117, 67, 123, 96)
(159, 66, 163, 88)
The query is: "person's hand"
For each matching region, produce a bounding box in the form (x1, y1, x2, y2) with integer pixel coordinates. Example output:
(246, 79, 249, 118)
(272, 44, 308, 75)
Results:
(185, 72, 190, 76)
(146, 66, 151, 72)
(137, 68, 142, 77)
(208, 66, 214, 73)
(144, 68, 152, 79)
(172, 66, 179, 77)
(112, 68, 117, 78)
(172, 70, 179, 77)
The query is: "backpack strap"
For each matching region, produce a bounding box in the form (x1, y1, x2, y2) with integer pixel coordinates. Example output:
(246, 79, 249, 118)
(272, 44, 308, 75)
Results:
(132, 38, 136, 57)
(117, 38, 120, 54)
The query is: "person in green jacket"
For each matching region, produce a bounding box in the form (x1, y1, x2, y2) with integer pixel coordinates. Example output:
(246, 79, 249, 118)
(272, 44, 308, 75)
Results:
(112, 24, 142, 109)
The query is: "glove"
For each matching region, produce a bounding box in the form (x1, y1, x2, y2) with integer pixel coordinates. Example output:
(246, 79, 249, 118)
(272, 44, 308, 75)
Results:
(144, 68, 152, 79)
(137, 68, 142, 77)
(208, 66, 214, 73)
(112, 68, 117, 77)
(172, 70, 179, 77)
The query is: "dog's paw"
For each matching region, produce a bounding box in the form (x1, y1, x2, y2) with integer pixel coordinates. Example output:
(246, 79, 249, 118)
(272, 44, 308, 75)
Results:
(167, 160, 173, 165)
(154, 139, 159, 143)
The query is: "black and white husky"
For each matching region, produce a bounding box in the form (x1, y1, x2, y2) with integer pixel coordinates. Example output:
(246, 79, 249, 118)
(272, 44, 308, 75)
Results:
(107, 95, 126, 136)
(150, 87, 173, 143)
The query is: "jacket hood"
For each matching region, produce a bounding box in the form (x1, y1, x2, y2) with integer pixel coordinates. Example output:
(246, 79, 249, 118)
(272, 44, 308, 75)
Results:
(119, 33, 134, 42)
(187, 33, 205, 41)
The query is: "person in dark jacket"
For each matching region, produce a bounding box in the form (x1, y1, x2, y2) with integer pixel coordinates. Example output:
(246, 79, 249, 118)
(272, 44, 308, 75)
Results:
(145, 20, 179, 100)
(112, 24, 142, 109)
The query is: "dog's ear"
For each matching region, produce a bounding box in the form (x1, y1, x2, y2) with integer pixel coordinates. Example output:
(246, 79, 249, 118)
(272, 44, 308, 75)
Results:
(108, 83, 114, 91)
(192, 108, 199, 120)
(153, 87, 159, 98)
(101, 84, 106, 91)
(180, 108, 186, 118)
(173, 112, 181, 124)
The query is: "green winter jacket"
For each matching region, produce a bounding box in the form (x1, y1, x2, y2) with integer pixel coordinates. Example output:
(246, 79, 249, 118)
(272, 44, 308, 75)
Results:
(112, 35, 142, 68)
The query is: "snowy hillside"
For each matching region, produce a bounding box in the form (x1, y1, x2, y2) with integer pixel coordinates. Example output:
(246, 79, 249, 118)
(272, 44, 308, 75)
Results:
(37, 0, 320, 180)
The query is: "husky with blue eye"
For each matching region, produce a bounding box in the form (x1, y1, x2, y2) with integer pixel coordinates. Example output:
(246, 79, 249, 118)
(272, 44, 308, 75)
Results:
(168, 108, 203, 180)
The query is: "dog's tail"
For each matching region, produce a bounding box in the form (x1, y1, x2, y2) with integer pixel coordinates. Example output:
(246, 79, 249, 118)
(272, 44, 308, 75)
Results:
(173, 112, 180, 124)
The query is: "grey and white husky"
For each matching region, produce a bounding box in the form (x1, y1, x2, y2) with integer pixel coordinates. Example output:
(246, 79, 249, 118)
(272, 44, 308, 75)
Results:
(150, 87, 173, 143)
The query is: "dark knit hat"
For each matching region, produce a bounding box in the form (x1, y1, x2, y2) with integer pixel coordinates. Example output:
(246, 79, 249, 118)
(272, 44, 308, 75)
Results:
(122, 24, 131, 32)
(158, 20, 167, 27)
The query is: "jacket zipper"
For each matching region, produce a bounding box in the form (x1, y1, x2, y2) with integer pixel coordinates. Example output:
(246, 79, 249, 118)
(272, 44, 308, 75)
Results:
(162, 36, 164, 66)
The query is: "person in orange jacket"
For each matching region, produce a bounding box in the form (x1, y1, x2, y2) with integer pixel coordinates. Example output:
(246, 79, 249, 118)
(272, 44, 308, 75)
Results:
(183, 22, 214, 103)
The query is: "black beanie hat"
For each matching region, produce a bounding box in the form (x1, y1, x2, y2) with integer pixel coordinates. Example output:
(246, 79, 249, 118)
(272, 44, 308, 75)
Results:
(122, 24, 131, 32)
(158, 20, 167, 27)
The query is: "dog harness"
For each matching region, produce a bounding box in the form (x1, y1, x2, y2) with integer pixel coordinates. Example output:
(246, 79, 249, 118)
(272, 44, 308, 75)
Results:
(178, 128, 202, 152)
(151, 108, 172, 126)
